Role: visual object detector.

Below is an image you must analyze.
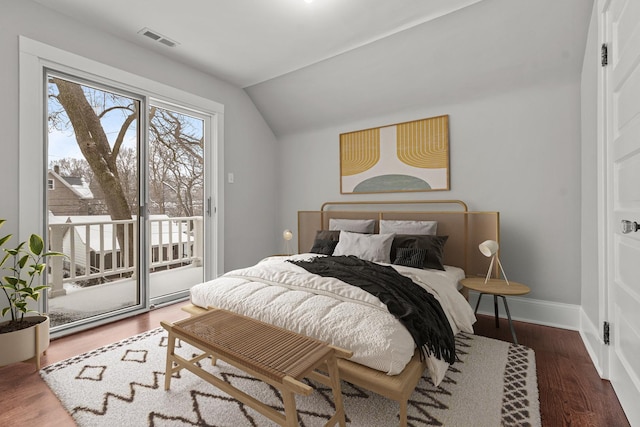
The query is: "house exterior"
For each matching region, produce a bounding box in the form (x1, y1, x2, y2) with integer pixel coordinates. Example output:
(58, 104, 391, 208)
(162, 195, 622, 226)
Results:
(47, 166, 95, 216)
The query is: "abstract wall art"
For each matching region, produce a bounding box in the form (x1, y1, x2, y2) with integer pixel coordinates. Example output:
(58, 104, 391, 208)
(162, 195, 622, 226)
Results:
(340, 115, 450, 194)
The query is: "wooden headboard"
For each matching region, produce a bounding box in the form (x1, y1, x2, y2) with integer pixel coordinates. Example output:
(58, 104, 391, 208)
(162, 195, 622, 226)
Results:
(298, 200, 500, 279)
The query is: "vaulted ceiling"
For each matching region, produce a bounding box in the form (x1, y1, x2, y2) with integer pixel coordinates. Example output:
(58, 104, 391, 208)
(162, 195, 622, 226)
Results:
(33, 0, 594, 136)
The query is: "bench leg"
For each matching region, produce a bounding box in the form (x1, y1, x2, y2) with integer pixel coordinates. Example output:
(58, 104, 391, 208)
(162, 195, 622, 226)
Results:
(164, 331, 176, 391)
(326, 353, 347, 427)
(281, 390, 299, 427)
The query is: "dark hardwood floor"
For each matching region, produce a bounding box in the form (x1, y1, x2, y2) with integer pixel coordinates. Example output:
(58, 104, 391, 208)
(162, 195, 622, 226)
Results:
(474, 315, 630, 427)
(0, 304, 630, 426)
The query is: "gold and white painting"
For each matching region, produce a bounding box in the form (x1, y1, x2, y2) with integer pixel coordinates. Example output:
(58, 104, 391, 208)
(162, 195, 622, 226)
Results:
(340, 115, 450, 194)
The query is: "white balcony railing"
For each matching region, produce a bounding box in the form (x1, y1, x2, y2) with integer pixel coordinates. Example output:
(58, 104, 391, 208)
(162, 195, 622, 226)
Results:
(48, 216, 203, 298)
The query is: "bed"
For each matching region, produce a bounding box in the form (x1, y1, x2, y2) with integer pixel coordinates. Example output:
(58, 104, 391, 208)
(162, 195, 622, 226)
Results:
(183, 200, 500, 426)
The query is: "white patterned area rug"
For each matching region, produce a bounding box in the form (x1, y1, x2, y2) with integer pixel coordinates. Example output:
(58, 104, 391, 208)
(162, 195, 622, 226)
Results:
(41, 328, 540, 427)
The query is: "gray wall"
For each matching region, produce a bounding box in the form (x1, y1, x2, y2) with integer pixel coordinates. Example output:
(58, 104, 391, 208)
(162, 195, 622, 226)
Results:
(278, 79, 582, 305)
(0, 0, 279, 273)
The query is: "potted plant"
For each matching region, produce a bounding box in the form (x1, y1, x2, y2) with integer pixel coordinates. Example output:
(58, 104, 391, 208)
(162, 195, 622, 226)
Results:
(0, 219, 65, 370)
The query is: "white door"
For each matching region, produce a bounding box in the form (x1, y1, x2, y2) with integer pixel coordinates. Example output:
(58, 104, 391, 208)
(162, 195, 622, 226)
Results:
(604, 0, 640, 424)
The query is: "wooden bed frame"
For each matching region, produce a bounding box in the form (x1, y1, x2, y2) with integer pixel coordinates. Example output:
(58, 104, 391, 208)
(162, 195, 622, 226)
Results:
(298, 200, 500, 280)
(183, 200, 500, 426)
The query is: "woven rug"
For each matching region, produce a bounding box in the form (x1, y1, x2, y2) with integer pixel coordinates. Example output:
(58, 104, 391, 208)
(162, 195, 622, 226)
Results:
(41, 328, 540, 427)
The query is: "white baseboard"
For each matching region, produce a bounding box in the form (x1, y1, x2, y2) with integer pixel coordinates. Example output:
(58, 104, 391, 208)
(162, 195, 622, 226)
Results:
(468, 291, 581, 331)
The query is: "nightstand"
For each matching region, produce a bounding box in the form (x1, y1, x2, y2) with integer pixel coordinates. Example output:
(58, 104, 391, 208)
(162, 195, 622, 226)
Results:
(459, 278, 530, 345)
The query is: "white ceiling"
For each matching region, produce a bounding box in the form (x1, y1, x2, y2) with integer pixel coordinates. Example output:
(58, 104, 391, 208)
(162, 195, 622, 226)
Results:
(32, 0, 594, 136)
(32, 0, 484, 88)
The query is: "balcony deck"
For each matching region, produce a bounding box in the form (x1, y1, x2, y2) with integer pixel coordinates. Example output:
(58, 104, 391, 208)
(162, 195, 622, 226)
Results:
(47, 264, 204, 326)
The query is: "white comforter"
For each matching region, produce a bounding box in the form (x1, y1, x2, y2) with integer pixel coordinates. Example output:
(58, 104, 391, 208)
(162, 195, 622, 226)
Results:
(189, 254, 476, 386)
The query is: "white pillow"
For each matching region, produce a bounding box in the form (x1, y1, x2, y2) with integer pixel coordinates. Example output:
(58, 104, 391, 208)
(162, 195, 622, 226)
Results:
(329, 218, 376, 233)
(379, 219, 437, 235)
(333, 230, 395, 263)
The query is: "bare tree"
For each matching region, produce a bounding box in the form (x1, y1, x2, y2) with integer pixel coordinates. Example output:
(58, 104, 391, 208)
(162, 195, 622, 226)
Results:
(115, 147, 138, 214)
(149, 106, 204, 217)
(49, 78, 137, 265)
(48, 80, 204, 222)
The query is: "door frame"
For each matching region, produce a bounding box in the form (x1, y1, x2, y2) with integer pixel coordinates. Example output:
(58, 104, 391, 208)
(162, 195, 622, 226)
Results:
(18, 37, 224, 336)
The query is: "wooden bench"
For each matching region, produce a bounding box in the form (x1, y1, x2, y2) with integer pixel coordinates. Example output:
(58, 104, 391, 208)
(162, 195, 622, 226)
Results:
(161, 308, 352, 427)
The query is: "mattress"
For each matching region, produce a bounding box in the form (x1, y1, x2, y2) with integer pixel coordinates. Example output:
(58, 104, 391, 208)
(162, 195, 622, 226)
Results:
(189, 253, 476, 386)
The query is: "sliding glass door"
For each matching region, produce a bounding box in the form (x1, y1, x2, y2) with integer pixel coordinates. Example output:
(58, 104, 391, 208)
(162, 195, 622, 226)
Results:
(47, 74, 144, 328)
(45, 73, 207, 332)
(147, 102, 206, 305)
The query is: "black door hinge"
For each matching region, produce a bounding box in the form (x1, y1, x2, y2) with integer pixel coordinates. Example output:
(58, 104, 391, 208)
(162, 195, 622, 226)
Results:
(601, 43, 609, 67)
(604, 321, 610, 345)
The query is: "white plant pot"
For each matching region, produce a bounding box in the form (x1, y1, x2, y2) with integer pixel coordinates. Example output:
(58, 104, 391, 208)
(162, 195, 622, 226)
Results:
(0, 315, 50, 370)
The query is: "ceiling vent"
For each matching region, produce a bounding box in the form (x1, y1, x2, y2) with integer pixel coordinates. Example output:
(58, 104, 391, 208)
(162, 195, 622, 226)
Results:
(138, 27, 179, 48)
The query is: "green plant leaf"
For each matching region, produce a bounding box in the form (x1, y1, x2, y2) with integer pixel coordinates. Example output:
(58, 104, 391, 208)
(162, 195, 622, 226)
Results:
(4, 276, 19, 286)
(18, 254, 29, 268)
(0, 234, 11, 247)
(32, 263, 46, 275)
(29, 234, 44, 256)
(43, 251, 66, 257)
(0, 251, 10, 268)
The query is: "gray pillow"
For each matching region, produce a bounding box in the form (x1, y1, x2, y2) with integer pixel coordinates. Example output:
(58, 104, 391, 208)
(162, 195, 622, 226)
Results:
(379, 220, 437, 235)
(329, 218, 375, 233)
(333, 230, 395, 263)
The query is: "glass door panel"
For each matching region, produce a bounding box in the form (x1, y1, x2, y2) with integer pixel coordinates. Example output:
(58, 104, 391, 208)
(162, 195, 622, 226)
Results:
(46, 74, 142, 329)
(147, 104, 205, 303)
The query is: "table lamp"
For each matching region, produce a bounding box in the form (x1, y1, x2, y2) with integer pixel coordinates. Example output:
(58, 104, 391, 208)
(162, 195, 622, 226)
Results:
(479, 239, 510, 285)
(283, 229, 293, 255)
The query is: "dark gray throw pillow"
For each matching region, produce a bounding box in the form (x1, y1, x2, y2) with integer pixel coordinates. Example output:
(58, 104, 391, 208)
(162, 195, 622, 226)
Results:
(391, 234, 448, 270)
(393, 247, 427, 269)
(310, 239, 339, 255)
(308, 230, 341, 254)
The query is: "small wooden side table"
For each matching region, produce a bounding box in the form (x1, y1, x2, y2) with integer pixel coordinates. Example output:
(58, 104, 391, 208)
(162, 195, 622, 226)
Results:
(459, 278, 530, 345)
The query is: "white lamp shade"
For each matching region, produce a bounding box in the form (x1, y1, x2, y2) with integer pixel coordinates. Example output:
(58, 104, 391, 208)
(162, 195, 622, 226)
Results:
(479, 240, 499, 257)
(283, 229, 293, 241)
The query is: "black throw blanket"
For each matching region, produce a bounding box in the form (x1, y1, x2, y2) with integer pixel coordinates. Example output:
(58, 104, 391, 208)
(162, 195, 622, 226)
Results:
(288, 255, 456, 364)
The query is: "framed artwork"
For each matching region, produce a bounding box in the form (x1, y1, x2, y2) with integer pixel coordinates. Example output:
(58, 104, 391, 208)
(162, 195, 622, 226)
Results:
(340, 115, 450, 194)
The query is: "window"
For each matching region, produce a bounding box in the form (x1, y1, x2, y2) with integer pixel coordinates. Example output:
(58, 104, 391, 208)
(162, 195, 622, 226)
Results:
(47, 179, 55, 190)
